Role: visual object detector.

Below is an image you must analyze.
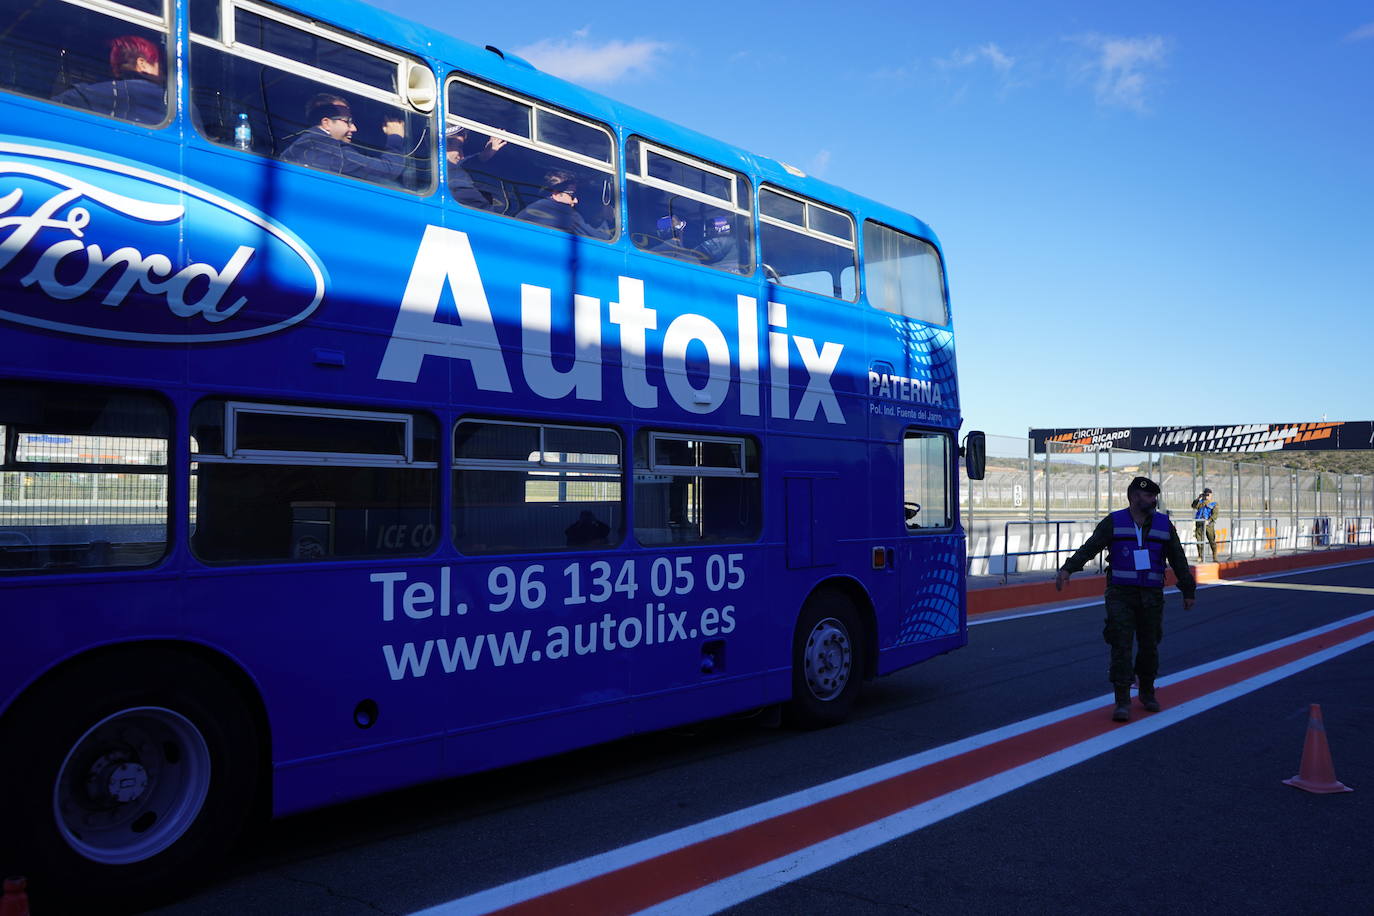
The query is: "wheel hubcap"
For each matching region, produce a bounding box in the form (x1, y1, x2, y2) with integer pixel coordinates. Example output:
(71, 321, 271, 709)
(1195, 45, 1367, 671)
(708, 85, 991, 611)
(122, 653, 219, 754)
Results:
(54, 706, 211, 865)
(803, 617, 853, 701)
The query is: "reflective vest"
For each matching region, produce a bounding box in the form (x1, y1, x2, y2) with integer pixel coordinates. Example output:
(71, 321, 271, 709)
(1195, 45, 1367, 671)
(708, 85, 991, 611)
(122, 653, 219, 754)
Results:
(1109, 508, 1171, 586)
(1195, 500, 1216, 522)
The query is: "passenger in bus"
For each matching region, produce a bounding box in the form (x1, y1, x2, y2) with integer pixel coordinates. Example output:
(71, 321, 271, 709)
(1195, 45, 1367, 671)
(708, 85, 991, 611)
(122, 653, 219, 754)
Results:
(647, 213, 703, 262)
(445, 124, 507, 208)
(516, 170, 613, 239)
(281, 93, 407, 184)
(564, 510, 611, 547)
(695, 215, 740, 271)
(53, 35, 165, 125)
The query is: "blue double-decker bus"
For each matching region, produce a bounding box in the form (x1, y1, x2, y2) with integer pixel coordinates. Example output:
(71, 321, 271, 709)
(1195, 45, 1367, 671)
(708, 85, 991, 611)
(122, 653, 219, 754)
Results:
(0, 0, 986, 906)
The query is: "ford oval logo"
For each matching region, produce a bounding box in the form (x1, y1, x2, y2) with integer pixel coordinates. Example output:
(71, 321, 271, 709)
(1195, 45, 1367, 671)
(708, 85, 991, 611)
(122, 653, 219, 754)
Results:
(0, 139, 325, 342)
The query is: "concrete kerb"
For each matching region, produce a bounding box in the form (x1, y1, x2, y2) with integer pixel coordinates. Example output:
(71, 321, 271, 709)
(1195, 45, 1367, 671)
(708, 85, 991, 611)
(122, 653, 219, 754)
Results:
(967, 545, 1374, 618)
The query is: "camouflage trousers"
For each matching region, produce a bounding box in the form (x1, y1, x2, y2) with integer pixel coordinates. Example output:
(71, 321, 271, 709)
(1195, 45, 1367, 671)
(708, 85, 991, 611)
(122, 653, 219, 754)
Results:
(1194, 521, 1218, 561)
(1102, 585, 1165, 688)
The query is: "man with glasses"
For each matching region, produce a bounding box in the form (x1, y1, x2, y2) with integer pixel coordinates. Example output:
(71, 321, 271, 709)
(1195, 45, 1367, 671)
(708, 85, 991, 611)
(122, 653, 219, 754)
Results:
(282, 93, 407, 185)
(516, 169, 612, 239)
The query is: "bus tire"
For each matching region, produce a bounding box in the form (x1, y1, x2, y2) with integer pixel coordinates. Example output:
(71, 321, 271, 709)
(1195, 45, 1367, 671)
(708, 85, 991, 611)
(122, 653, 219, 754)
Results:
(0, 647, 260, 910)
(785, 590, 865, 729)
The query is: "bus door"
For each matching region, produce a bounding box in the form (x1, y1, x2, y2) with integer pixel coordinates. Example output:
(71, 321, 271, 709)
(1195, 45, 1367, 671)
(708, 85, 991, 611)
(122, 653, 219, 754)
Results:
(785, 475, 840, 571)
(897, 430, 962, 644)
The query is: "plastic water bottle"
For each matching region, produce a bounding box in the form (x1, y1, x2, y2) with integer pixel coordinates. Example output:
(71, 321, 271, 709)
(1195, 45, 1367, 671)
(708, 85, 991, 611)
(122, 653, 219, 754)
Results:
(233, 113, 252, 151)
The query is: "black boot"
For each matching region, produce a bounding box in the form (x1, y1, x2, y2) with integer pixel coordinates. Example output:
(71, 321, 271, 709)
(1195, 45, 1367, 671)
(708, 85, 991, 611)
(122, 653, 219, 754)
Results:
(1138, 679, 1161, 712)
(1112, 686, 1131, 722)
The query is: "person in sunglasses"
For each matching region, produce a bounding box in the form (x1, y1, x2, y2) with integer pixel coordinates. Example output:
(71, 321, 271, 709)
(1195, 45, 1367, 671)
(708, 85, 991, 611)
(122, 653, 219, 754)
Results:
(516, 169, 612, 239)
(282, 92, 407, 184)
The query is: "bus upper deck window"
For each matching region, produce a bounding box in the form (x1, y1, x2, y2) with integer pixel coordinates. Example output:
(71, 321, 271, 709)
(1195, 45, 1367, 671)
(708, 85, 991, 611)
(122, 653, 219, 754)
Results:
(625, 138, 753, 275)
(864, 221, 948, 326)
(444, 75, 617, 239)
(2, 0, 171, 128)
(188, 0, 435, 193)
(759, 187, 857, 300)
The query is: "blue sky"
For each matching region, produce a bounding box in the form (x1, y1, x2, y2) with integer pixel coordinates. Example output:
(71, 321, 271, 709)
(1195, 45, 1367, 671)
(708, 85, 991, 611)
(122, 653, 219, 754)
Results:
(366, 0, 1374, 438)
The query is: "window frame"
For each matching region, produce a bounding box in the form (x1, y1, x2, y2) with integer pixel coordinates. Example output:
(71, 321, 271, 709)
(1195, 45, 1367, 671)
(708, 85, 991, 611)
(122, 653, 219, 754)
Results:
(643, 432, 756, 479)
(190, 0, 426, 113)
(759, 186, 856, 249)
(444, 75, 618, 179)
(627, 139, 748, 215)
(62, 0, 167, 33)
(194, 402, 435, 468)
(452, 418, 623, 474)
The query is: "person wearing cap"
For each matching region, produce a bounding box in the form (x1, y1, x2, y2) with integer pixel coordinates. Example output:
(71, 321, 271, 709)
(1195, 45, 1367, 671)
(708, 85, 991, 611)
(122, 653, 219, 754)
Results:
(1191, 487, 1219, 562)
(281, 92, 407, 184)
(445, 124, 506, 208)
(1055, 476, 1197, 722)
(516, 169, 613, 239)
(54, 34, 165, 125)
(645, 212, 704, 262)
(694, 214, 741, 271)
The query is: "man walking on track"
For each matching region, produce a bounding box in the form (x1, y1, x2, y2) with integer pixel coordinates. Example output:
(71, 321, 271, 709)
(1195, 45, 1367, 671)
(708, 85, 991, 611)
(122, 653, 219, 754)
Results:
(1055, 476, 1198, 722)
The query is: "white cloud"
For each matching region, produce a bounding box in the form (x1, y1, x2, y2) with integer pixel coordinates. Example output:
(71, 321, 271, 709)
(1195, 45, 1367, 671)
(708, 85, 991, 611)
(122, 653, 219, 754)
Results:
(514, 31, 669, 85)
(937, 42, 1016, 73)
(1074, 34, 1167, 112)
(871, 62, 918, 82)
(1346, 22, 1374, 41)
(810, 149, 832, 177)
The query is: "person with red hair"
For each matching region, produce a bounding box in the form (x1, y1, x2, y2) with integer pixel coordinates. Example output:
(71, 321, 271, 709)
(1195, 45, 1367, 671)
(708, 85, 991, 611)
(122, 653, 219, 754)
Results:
(54, 33, 165, 125)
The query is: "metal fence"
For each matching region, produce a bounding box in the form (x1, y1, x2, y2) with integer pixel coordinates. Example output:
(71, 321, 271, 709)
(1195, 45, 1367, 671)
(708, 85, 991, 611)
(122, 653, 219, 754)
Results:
(962, 436, 1372, 578)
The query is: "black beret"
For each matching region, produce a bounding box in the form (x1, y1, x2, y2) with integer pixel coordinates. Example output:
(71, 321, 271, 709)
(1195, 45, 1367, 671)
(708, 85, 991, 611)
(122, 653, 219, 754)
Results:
(1130, 476, 1161, 495)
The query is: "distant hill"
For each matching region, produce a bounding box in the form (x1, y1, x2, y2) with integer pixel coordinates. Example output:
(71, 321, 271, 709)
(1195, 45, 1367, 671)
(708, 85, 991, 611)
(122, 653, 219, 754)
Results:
(986, 450, 1374, 478)
(1183, 450, 1374, 477)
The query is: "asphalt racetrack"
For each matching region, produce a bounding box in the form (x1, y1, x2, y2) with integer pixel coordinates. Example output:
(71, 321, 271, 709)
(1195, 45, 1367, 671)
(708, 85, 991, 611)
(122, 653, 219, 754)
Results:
(148, 560, 1374, 916)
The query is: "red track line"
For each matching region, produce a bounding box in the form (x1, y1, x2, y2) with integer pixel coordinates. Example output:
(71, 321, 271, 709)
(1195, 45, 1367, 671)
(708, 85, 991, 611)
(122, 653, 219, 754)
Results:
(489, 611, 1374, 916)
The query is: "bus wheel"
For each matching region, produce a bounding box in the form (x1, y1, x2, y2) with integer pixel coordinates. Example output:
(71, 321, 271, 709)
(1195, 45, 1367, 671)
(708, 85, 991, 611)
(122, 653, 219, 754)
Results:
(0, 649, 260, 909)
(785, 591, 865, 728)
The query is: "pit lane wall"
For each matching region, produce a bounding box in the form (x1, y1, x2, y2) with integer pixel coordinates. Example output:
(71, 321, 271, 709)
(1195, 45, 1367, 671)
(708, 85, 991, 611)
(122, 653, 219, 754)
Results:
(967, 545, 1374, 617)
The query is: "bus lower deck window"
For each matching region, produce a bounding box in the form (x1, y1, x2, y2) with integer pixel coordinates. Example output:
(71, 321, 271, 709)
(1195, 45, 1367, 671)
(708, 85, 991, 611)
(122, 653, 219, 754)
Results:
(0, 382, 170, 573)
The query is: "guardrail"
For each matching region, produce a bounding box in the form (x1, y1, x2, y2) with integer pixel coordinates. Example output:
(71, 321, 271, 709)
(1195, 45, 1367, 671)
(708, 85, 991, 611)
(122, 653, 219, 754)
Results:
(1295, 516, 1338, 550)
(992, 519, 1090, 584)
(1340, 516, 1372, 547)
(1180, 516, 1374, 558)
(1222, 516, 1281, 559)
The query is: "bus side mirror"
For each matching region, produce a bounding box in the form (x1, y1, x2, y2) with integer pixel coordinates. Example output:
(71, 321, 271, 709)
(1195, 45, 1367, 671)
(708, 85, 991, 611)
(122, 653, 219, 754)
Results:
(962, 430, 987, 481)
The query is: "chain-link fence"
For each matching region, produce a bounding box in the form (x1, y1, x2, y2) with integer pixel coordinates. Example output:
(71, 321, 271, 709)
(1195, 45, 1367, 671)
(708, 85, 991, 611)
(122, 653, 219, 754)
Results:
(962, 437, 1372, 578)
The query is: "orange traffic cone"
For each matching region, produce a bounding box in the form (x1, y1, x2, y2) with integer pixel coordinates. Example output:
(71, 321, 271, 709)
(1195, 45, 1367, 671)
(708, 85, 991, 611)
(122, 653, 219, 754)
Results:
(0, 877, 29, 916)
(1283, 704, 1353, 794)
